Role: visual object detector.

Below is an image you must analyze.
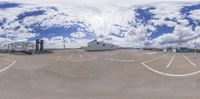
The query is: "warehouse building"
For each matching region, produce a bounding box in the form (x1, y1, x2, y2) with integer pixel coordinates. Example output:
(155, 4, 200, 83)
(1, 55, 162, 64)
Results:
(86, 40, 118, 51)
(163, 47, 177, 53)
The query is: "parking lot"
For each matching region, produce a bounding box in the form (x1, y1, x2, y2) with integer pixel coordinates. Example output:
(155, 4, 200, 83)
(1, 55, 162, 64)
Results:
(0, 49, 200, 99)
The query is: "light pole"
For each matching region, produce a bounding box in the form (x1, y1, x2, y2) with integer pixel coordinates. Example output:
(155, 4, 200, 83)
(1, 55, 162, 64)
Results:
(63, 38, 66, 49)
(195, 36, 197, 57)
(194, 35, 200, 57)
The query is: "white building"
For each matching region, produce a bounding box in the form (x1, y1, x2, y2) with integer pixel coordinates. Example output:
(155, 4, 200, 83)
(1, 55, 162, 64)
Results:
(7, 42, 35, 52)
(86, 40, 118, 51)
(163, 47, 177, 53)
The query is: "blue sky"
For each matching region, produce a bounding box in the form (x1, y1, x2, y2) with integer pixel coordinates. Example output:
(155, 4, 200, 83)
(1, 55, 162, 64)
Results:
(0, 1, 200, 48)
(0, 2, 21, 9)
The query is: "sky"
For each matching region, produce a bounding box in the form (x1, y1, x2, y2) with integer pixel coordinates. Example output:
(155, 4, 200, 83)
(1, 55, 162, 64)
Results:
(0, 0, 200, 48)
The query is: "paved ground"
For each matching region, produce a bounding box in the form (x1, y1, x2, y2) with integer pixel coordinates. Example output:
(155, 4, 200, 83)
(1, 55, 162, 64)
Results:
(1, 49, 200, 99)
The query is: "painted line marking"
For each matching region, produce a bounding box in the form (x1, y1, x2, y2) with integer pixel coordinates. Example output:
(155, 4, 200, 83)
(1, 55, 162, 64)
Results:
(166, 54, 176, 68)
(70, 59, 83, 61)
(70, 58, 94, 62)
(146, 52, 157, 55)
(55, 54, 65, 58)
(0, 57, 17, 73)
(67, 54, 73, 60)
(67, 53, 95, 62)
(183, 55, 196, 67)
(141, 62, 200, 77)
(50, 53, 67, 60)
(141, 54, 200, 77)
(107, 58, 135, 62)
(132, 54, 142, 56)
(143, 54, 168, 64)
(86, 53, 97, 60)
(80, 54, 83, 60)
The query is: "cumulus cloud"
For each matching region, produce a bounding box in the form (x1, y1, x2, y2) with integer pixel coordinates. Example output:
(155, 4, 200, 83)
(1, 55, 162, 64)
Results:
(41, 36, 91, 48)
(0, 0, 200, 48)
(4, 0, 199, 8)
(153, 25, 197, 47)
(70, 32, 86, 39)
(189, 10, 200, 21)
(0, 38, 12, 48)
(124, 26, 149, 47)
(42, 36, 65, 49)
(148, 3, 190, 27)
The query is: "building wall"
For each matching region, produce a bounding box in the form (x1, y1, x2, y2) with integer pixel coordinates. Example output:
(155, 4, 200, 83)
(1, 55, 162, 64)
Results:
(86, 40, 118, 51)
(163, 47, 176, 53)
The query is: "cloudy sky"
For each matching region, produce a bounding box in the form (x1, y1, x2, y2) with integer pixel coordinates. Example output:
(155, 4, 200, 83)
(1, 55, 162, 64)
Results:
(0, 0, 200, 48)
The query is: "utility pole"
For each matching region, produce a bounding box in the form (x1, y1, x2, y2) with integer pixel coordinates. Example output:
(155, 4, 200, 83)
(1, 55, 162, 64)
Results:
(195, 36, 197, 57)
(63, 38, 66, 49)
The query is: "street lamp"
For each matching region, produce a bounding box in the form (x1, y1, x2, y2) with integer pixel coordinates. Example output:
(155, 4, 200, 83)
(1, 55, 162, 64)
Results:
(63, 38, 66, 49)
(194, 34, 200, 57)
(195, 36, 197, 57)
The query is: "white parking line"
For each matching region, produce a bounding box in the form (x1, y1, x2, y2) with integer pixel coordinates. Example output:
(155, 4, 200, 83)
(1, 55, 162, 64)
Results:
(132, 54, 142, 56)
(80, 54, 83, 60)
(141, 54, 200, 77)
(141, 62, 200, 77)
(86, 53, 97, 59)
(183, 55, 196, 67)
(107, 58, 135, 62)
(70, 59, 83, 62)
(68, 54, 83, 61)
(67, 53, 96, 62)
(0, 58, 17, 73)
(166, 54, 176, 68)
(146, 52, 157, 55)
(143, 54, 168, 63)
(70, 59, 94, 62)
(67, 54, 73, 60)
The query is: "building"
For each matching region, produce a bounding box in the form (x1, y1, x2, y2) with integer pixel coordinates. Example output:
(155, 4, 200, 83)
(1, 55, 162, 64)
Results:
(163, 47, 177, 53)
(5, 39, 45, 54)
(163, 46, 194, 53)
(7, 42, 35, 52)
(86, 40, 118, 51)
(176, 47, 193, 52)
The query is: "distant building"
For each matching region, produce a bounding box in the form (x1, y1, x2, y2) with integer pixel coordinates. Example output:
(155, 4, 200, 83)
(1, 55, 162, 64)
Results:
(163, 47, 177, 53)
(6, 39, 44, 53)
(176, 47, 193, 52)
(163, 47, 193, 53)
(7, 42, 35, 52)
(86, 40, 118, 51)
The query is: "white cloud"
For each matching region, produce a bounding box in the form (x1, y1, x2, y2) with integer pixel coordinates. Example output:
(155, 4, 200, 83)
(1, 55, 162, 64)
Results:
(195, 26, 200, 33)
(70, 32, 86, 39)
(0, 1, 200, 48)
(189, 10, 200, 21)
(42, 36, 91, 49)
(153, 25, 197, 47)
(0, 38, 12, 48)
(148, 3, 190, 27)
(3, 25, 36, 42)
(42, 36, 65, 48)
(101, 25, 149, 48)
(61, 6, 134, 37)
(4, 0, 199, 8)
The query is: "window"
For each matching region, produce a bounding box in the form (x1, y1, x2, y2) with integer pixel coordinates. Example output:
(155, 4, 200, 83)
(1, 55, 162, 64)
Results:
(97, 42, 99, 44)
(103, 44, 105, 46)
